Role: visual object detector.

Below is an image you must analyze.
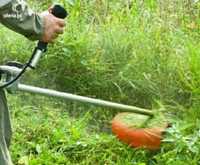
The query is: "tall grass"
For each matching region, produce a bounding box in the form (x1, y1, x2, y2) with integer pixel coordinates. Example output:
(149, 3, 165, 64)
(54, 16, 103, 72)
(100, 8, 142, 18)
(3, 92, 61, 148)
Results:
(34, 0, 199, 107)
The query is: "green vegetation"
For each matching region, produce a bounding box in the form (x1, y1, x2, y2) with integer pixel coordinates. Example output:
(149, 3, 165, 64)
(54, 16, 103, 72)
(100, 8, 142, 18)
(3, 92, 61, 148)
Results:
(0, 0, 200, 164)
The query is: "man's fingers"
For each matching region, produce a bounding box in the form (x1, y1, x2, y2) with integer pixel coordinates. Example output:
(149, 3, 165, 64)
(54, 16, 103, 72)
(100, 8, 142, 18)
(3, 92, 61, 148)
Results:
(55, 27, 64, 34)
(56, 18, 66, 27)
(41, 10, 66, 43)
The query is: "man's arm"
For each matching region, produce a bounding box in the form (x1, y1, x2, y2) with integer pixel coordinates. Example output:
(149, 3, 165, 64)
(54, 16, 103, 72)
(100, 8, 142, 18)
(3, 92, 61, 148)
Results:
(0, 0, 43, 40)
(0, 0, 65, 42)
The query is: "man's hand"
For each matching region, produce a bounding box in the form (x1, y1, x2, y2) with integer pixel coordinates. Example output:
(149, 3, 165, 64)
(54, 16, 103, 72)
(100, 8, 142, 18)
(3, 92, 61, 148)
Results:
(40, 8, 65, 43)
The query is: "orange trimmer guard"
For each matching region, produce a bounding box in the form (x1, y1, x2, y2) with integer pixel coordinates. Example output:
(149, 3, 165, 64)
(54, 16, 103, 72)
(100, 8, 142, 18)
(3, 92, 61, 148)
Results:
(112, 113, 167, 150)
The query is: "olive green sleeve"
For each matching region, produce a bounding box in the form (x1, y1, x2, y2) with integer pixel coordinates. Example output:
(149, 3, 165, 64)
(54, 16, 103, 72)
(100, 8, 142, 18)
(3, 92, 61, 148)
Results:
(0, 0, 44, 40)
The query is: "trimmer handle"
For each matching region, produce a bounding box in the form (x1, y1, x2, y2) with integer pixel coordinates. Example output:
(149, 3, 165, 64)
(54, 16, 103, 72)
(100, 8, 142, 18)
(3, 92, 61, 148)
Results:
(37, 4, 68, 51)
(30, 5, 68, 68)
(0, 5, 68, 89)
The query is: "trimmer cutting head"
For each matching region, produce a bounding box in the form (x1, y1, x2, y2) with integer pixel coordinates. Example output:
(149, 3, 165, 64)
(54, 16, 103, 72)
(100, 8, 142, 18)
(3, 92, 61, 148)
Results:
(112, 112, 168, 150)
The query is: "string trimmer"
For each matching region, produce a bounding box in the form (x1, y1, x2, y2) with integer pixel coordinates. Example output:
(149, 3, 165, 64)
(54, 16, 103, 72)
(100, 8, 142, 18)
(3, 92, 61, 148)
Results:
(0, 5, 168, 150)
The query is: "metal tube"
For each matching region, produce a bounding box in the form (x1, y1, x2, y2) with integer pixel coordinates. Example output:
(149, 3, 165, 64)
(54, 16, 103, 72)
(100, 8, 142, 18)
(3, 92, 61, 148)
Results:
(29, 49, 43, 68)
(18, 84, 153, 116)
(0, 66, 22, 75)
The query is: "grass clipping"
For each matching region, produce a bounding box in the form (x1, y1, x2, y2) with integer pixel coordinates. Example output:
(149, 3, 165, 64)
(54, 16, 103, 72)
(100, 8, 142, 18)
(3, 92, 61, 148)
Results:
(114, 111, 167, 129)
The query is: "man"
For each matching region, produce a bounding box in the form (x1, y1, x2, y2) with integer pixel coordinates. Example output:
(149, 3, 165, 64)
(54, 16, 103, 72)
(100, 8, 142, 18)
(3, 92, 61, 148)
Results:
(0, 0, 66, 164)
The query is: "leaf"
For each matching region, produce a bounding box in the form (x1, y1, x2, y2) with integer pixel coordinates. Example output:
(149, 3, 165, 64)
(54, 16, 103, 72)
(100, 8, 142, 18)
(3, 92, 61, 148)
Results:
(66, 0, 75, 6)
(36, 144, 42, 154)
(18, 156, 29, 165)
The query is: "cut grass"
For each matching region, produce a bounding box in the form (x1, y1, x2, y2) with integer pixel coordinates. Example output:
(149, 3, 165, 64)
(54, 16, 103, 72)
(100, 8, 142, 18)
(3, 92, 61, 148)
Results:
(8, 92, 200, 164)
(9, 93, 152, 165)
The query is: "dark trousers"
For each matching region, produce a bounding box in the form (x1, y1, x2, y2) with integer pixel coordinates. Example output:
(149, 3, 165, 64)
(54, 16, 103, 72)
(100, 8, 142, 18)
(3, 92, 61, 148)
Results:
(0, 90, 13, 165)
